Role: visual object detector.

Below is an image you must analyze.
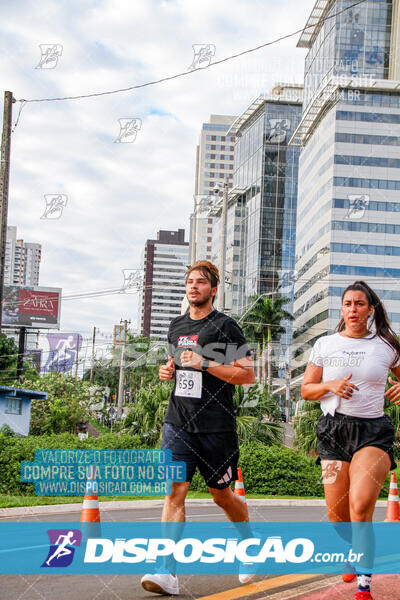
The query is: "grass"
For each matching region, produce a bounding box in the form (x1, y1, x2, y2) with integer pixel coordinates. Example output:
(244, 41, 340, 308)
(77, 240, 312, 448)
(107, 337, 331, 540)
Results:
(1, 461, 398, 509)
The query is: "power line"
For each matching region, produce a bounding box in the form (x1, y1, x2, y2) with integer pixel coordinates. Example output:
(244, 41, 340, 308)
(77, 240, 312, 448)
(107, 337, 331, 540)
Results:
(15, 0, 366, 104)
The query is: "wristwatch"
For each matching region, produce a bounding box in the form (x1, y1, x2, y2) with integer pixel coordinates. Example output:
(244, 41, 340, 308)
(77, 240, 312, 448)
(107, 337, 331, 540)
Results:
(201, 359, 210, 372)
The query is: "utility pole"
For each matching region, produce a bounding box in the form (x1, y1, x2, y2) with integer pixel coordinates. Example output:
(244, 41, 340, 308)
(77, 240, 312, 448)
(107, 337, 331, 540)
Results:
(16, 326, 26, 381)
(0, 92, 14, 334)
(285, 363, 291, 421)
(117, 319, 130, 418)
(217, 178, 228, 312)
(89, 326, 96, 385)
(74, 345, 79, 378)
(267, 326, 272, 393)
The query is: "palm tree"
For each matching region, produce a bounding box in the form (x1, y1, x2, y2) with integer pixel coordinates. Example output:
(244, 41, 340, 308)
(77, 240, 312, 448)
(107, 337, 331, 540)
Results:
(293, 401, 322, 454)
(122, 382, 172, 445)
(240, 295, 294, 389)
(234, 384, 283, 445)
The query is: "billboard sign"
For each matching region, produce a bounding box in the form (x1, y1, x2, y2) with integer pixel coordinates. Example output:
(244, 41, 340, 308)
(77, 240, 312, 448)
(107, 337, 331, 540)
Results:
(2, 286, 61, 329)
(42, 333, 83, 373)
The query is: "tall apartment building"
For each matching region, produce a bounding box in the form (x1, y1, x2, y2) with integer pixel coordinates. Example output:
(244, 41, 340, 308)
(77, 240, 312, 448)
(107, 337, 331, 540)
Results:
(189, 114, 236, 264)
(5, 226, 41, 286)
(139, 229, 189, 340)
(291, 0, 400, 379)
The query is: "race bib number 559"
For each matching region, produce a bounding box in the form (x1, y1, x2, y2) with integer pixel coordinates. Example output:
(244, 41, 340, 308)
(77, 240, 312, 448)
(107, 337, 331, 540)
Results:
(175, 370, 202, 398)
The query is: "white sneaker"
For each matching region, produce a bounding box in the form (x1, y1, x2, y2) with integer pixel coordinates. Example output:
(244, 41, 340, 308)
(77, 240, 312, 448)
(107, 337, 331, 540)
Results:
(141, 573, 179, 595)
(238, 569, 256, 585)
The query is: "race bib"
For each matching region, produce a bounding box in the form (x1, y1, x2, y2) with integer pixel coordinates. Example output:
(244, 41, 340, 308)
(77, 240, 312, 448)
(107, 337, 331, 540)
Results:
(175, 370, 202, 398)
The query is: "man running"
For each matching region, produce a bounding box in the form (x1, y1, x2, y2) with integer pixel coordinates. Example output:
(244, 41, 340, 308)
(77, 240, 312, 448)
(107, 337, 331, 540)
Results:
(141, 260, 255, 595)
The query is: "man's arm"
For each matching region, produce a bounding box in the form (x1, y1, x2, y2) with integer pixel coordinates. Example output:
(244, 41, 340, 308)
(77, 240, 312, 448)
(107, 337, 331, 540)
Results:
(180, 350, 255, 385)
(206, 355, 255, 385)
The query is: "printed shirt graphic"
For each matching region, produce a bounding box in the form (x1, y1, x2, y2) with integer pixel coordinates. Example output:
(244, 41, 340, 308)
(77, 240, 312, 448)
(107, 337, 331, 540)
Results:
(165, 310, 251, 433)
(309, 333, 400, 417)
(42, 529, 82, 568)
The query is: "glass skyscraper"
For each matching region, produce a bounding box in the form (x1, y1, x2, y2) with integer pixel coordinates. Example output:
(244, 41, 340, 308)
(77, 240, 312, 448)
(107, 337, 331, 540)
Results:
(292, 0, 400, 380)
(226, 86, 303, 353)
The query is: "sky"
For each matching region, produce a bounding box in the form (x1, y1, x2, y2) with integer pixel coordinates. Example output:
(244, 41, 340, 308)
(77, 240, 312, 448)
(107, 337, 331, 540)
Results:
(0, 0, 316, 357)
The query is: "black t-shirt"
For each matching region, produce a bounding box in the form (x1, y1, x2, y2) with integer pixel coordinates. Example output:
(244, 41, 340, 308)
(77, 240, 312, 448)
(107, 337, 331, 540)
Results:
(164, 310, 251, 433)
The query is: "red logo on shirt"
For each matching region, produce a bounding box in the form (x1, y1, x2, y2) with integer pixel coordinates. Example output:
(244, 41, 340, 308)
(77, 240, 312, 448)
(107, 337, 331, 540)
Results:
(177, 335, 199, 348)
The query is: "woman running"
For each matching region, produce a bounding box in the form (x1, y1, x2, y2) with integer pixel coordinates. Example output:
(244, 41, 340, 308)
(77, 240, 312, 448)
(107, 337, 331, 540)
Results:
(301, 281, 400, 600)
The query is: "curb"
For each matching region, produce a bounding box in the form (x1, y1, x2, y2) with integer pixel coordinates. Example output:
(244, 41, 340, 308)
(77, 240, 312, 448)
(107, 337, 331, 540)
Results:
(0, 497, 387, 518)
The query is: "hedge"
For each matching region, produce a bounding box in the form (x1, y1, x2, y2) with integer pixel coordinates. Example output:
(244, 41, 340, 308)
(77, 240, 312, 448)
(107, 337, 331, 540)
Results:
(189, 442, 324, 496)
(0, 432, 144, 496)
(190, 442, 392, 498)
(0, 434, 393, 499)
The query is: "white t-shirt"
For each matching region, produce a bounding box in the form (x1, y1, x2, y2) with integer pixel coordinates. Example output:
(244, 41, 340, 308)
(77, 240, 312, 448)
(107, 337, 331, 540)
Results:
(309, 332, 400, 418)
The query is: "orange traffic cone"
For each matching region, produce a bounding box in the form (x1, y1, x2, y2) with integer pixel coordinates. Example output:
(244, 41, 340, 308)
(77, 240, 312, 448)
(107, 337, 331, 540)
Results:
(80, 467, 101, 539)
(234, 467, 249, 519)
(384, 472, 400, 522)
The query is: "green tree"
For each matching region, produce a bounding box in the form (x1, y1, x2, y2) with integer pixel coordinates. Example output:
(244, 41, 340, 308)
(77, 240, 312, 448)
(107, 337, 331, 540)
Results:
(239, 296, 294, 387)
(234, 384, 283, 445)
(83, 334, 166, 397)
(293, 400, 322, 454)
(0, 334, 39, 385)
(8, 371, 91, 435)
(121, 382, 173, 445)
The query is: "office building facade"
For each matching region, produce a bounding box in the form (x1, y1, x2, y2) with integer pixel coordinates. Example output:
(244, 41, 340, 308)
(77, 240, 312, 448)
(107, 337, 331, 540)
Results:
(140, 229, 189, 340)
(224, 86, 303, 335)
(292, 0, 400, 378)
(190, 114, 236, 264)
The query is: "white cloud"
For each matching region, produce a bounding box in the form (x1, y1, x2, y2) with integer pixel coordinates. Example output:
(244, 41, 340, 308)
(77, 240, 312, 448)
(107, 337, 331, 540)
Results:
(0, 0, 314, 346)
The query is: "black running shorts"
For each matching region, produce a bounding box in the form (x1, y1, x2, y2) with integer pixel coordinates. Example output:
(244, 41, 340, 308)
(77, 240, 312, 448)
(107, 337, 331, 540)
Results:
(316, 412, 397, 470)
(161, 422, 239, 489)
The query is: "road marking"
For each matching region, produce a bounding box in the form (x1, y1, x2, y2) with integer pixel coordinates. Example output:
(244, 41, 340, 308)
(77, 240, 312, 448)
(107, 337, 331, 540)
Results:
(258, 576, 339, 599)
(136, 513, 222, 520)
(195, 574, 319, 599)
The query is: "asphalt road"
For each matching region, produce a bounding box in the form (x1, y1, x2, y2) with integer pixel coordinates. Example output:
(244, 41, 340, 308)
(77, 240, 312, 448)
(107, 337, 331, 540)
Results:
(0, 502, 388, 600)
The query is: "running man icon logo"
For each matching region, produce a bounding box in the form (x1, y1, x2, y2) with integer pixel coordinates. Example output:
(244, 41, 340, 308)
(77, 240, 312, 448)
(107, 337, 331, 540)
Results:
(115, 118, 142, 143)
(41, 194, 68, 220)
(346, 194, 370, 219)
(41, 529, 82, 568)
(36, 44, 63, 69)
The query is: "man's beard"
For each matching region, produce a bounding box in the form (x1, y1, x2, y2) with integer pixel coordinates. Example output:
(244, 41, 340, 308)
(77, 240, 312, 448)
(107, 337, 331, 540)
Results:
(188, 292, 212, 307)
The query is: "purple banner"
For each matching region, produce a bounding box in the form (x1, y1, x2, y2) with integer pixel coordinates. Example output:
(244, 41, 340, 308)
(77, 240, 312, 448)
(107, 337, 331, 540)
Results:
(42, 333, 83, 373)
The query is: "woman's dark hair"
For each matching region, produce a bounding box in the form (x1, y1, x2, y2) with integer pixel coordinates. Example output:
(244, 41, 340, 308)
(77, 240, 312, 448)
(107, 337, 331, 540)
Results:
(336, 280, 400, 366)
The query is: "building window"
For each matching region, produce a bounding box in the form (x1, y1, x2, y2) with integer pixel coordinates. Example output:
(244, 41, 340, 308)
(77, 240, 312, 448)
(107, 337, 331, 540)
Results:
(5, 396, 22, 415)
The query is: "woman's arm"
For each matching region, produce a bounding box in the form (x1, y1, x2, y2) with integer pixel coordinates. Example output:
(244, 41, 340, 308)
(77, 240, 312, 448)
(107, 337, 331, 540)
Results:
(301, 362, 358, 401)
(384, 365, 400, 404)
